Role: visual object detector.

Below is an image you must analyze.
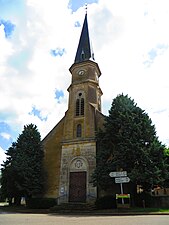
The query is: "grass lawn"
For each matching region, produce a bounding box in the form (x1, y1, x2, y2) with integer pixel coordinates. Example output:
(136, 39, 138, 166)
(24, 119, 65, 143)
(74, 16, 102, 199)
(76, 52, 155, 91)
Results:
(130, 207, 169, 213)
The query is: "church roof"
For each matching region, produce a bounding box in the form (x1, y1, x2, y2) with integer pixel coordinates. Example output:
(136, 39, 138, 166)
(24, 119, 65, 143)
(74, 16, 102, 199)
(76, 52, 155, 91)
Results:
(74, 13, 95, 63)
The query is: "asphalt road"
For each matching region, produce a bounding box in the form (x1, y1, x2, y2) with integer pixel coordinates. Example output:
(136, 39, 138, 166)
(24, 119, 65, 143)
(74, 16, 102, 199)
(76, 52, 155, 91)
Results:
(0, 213, 169, 225)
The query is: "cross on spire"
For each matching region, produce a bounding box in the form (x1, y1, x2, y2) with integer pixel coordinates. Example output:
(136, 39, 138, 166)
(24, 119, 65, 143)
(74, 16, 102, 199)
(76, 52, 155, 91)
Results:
(85, 3, 87, 14)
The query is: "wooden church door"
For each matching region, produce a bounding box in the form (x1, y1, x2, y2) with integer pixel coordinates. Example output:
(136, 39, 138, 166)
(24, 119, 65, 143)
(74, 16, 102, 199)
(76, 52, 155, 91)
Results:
(69, 171, 86, 202)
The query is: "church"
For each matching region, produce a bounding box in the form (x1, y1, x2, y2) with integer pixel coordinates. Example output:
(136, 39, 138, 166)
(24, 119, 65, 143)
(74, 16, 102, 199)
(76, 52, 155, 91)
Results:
(42, 13, 105, 204)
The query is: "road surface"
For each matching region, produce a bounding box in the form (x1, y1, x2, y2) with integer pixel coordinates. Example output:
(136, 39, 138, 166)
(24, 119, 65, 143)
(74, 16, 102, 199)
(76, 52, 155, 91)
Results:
(0, 213, 169, 225)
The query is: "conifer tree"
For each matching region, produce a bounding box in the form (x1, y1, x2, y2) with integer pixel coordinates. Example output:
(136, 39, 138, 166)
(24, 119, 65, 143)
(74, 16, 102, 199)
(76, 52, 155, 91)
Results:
(0, 124, 45, 203)
(0, 142, 20, 204)
(15, 123, 45, 199)
(164, 147, 169, 187)
(93, 94, 168, 191)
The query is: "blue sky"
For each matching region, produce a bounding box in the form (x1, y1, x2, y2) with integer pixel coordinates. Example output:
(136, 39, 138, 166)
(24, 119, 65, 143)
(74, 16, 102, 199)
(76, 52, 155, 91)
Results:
(0, 20, 15, 38)
(0, 0, 169, 166)
(69, 0, 98, 12)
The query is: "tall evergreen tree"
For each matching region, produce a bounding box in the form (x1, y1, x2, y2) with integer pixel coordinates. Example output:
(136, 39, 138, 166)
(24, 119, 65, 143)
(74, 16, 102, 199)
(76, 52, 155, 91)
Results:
(0, 124, 45, 203)
(93, 94, 168, 191)
(164, 147, 169, 187)
(15, 123, 45, 199)
(0, 142, 20, 204)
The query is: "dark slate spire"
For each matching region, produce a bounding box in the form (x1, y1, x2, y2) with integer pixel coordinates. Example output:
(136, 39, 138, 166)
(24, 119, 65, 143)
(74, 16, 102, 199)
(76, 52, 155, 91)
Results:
(74, 13, 95, 63)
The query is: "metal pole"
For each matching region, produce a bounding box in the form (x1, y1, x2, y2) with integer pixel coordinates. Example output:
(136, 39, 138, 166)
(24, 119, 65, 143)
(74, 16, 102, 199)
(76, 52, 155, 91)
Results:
(120, 183, 124, 204)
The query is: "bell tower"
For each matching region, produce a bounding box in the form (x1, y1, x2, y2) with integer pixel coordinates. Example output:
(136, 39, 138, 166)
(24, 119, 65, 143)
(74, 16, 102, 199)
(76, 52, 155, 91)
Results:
(58, 13, 104, 204)
(63, 13, 103, 142)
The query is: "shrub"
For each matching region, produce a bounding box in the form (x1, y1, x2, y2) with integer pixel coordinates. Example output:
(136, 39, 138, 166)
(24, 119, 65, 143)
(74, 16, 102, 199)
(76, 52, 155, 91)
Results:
(134, 193, 152, 207)
(95, 195, 117, 209)
(26, 198, 57, 209)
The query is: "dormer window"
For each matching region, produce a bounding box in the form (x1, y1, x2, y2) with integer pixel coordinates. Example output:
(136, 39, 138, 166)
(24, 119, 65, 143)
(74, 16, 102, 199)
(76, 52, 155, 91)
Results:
(81, 50, 85, 60)
(75, 92, 85, 116)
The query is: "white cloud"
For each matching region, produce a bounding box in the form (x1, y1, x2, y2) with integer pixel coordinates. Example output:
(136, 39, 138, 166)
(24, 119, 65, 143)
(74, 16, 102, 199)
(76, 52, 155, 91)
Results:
(0, 0, 169, 147)
(0, 132, 11, 140)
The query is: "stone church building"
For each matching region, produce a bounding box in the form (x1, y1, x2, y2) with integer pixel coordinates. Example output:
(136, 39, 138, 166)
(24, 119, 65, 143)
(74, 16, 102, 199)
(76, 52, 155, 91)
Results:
(42, 13, 105, 204)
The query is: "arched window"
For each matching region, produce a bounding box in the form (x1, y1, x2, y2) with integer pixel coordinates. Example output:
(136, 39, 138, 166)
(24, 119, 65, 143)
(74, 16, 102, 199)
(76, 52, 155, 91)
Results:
(76, 124, 82, 137)
(76, 99, 80, 116)
(81, 98, 84, 115)
(75, 92, 85, 116)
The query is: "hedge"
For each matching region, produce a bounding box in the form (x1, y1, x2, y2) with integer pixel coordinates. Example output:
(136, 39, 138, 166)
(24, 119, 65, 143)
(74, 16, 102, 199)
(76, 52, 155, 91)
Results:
(26, 198, 57, 209)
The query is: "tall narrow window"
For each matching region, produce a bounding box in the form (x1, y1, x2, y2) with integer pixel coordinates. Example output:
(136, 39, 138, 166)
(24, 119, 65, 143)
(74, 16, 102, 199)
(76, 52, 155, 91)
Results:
(76, 124, 82, 137)
(76, 99, 80, 116)
(81, 98, 84, 115)
(75, 92, 85, 116)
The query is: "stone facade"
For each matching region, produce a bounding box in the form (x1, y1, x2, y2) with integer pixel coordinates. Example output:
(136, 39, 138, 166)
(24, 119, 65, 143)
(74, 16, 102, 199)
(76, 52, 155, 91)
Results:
(58, 141, 97, 204)
(42, 118, 64, 198)
(42, 14, 105, 204)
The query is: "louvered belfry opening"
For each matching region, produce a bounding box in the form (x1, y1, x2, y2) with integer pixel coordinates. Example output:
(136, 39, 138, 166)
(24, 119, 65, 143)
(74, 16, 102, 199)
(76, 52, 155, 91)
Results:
(76, 92, 84, 116)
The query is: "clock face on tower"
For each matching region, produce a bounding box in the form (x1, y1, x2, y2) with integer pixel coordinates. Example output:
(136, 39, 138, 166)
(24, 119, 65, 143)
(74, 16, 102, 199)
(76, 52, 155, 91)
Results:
(78, 70, 85, 76)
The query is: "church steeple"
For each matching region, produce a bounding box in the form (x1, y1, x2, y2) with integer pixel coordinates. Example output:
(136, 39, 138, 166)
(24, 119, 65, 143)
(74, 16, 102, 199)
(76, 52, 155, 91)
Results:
(74, 13, 94, 63)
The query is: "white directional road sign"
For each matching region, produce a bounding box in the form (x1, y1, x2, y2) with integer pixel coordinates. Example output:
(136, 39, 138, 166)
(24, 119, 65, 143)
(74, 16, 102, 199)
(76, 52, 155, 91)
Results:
(109, 171, 127, 177)
(115, 177, 130, 183)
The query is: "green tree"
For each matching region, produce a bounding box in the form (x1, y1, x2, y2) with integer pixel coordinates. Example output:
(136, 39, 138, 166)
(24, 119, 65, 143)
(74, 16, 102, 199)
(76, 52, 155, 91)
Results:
(93, 94, 168, 192)
(164, 147, 169, 158)
(15, 123, 45, 200)
(0, 142, 21, 204)
(164, 147, 169, 187)
(0, 124, 45, 204)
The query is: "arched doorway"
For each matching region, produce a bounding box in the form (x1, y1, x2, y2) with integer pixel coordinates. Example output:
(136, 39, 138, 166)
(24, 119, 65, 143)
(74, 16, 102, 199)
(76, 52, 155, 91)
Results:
(69, 158, 87, 203)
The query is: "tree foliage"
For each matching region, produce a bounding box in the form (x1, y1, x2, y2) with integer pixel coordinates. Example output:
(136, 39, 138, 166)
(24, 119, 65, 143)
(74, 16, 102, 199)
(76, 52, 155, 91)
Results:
(164, 147, 169, 157)
(0, 142, 19, 203)
(0, 124, 45, 203)
(164, 147, 169, 187)
(93, 94, 168, 191)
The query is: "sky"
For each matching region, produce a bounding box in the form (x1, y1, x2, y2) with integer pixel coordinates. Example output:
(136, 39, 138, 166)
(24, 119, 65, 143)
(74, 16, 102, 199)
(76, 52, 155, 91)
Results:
(0, 0, 169, 167)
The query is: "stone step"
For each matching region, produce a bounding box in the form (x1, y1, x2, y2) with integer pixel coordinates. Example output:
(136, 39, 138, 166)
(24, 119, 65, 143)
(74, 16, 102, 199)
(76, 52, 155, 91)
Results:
(50, 202, 96, 212)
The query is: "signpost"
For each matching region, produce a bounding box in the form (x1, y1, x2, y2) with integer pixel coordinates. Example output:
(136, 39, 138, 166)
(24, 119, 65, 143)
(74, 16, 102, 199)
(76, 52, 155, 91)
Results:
(115, 177, 130, 184)
(109, 171, 130, 206)
(109, 171, 127, 177)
